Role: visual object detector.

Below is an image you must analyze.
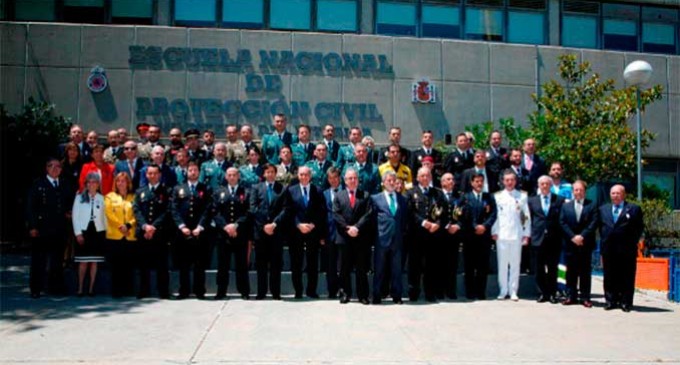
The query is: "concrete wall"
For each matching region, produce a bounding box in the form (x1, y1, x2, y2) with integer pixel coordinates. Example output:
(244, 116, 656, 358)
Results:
(1, 22, 678, 157)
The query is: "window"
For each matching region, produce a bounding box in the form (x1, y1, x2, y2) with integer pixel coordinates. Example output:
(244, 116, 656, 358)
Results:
(63, 0, 105, 24)
(270, 0, 311, 30)
(465, 7, 503, 41)
(561, 1, 599, 49)
(317, 0, 357, 32)
(376, 1, 416, 36)
(112, 0, 153, 25)
(602, 3, 639, 51)
(174, 0, 216, 26)
(508, 11, 544, 44)
(222, 0, 264, 29)
(422, 2, 460, 39)
(642, 7, 678, 54)
(14, 0, 56, 21)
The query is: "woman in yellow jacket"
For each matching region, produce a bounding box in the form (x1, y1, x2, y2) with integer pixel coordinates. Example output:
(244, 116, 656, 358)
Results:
(105, 172, 137, 298)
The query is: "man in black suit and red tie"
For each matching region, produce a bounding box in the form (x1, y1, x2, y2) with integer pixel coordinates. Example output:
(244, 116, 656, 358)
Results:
(528, 175, 565, 304)
(285, 166, 327, 299)
(333, 168, 373, 304)
(598, 184, 643, 312)
(249, 164, 287, 300)
(560, 180, 598, 308)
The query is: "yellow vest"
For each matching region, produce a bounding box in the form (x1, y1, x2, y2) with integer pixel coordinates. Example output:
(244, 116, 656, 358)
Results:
(104, 192, 137, 241)
(378, 162, 413, 190)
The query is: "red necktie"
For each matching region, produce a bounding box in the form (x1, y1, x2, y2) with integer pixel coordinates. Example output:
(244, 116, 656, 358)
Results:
(349, 190, 356, 208)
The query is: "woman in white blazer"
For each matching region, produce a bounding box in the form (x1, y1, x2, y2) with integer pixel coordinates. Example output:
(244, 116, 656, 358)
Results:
(72, 172, 107, 296)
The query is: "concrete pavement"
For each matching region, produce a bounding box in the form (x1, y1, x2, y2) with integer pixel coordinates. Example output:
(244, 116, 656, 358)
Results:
(1, 253, 679, 364)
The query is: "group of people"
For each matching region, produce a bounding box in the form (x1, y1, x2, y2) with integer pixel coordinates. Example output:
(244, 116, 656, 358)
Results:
(26, 115, 643, 312)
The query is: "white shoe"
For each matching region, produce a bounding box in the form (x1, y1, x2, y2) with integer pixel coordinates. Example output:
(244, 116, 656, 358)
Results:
(497, 294, 507, 300)
(510, 294, 519, 301)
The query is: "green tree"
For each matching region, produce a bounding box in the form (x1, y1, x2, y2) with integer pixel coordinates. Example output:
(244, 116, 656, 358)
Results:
(529, 54, 663, 183)
(465, 117, 529, 150)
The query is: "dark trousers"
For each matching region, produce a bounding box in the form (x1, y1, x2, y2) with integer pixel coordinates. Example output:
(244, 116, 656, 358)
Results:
(174, 233, 211, 297)
(326, 241, 340, 298)
(138, 237, 170, 298)
(289, 234, 319, 296)
(255, 235, 283, 297)
(337, 240, 370, 300)
(407, 231, 438, 300)
(565, 246, 593, 301)
(531, 242, 561, 297)
(373, 244, 402, 300)
(30, 235, 66, 295)
(216, 236, 250, 296)
(602, 249, 637, 306)
(441, 234, 461, 298)
(463, 236, 492, 299)
(109, 238, 135, 297)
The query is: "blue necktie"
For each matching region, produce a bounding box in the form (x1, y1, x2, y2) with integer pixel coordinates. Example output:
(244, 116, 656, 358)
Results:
(613, 205, 621, 222)
(303, 186, 309, 207)
(389, 193, 397, 216)
(543, 195, 549, 216)
(267, 183, 273, 204)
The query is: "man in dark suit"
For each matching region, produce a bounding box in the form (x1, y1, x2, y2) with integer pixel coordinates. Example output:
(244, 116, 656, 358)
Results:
(306, 143, 334, 190)
(371, 171, 408, 304)
(170, 161, 211, 299)
(521, 138, 547, 196)
(114, 140, 146, 190)
(485, 131, 508, 185)
(410, 130, 442, 175)
(26, 158, 75, 298)
(333, 168, 373, 304)
(528, 175, 566, 303)
(461, 173, 497, 300)
(406, 166, 443, 302)
(212, 167, 252, 300)
(560, 180, 598, 308)
(322, 124, 341, 163)
(133, 164, 172, 299)
(285, 166, 327, 298)
(507, 148, 529, 192)
(58, 124, 92, 162)
(439, 173, 465, 299)
(379, 127, 411, 165)
(184, 129, 209, 166)
(444, 133, 475, 192)
(323, 168, 343, 299)
(140, 146, 178, 188)
(598, 184, 644, 312)
(460, 150, 500, 194)
(344, 143, 381, 195)
(249, 163, 287, 300)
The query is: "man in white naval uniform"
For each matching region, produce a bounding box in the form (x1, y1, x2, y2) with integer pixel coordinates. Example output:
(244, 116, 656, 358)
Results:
(492, 169, 531, 301)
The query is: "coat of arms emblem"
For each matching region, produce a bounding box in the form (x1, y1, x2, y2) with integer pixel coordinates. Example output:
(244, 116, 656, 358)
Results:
(412, 78, 436, 104)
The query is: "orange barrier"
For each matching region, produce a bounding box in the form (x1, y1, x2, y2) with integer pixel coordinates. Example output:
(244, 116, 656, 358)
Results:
(636, 258, 670, 291)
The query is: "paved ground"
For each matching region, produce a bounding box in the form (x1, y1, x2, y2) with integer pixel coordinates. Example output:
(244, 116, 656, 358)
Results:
(1, 253, 679, 365)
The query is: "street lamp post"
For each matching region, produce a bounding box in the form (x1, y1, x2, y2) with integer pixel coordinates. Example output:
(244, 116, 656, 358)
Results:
(623, 60, 653, 201)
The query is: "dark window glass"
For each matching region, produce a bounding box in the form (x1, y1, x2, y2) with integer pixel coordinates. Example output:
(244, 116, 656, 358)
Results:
(603, 19, 637, 51)
(642, 22, 676, 54)
(175, 0, 216, 26)
(465, 7, 503, 41)
(508, 11, 544, 44)
(270, 0, 311, 30)
(223, 0, 263, 29)
(14, 0, 55, 21)
(0, 0, 5, 20)
(422, 3, 460, 39)
(63, 0, 105, 23)
(317, 0, 357, 32)
(376, 1, 416, 36)
(562, 15, 598, 48)
(112, 0, 153, 25)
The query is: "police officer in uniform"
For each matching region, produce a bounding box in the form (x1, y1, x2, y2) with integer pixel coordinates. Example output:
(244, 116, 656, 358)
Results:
(212, 167, 252, 300)
(133, 164, 172, 299)
(26, 158, 75, 298)
(170, 161, 212, 299)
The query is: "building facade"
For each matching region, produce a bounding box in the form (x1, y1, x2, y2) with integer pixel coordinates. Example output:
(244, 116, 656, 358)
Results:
(0, 0, 679, 206)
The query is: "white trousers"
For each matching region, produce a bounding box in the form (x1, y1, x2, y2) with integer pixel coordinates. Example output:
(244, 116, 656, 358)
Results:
(496, 239, 523, 297)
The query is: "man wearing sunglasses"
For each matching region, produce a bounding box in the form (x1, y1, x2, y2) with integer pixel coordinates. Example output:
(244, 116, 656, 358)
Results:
(114, 141, 146, 190)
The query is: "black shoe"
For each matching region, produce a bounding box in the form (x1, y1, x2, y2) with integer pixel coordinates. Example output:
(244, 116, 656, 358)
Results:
(408, 294, 419, 302)
(392, 298, 404, 305)
(621, 304, 632, 313)
(214, 293, 226, 300)
(604, 302, 618, 311)
(306, 292, 319, 299)
(339, 294, 350, 304)
(447, 294, 458, 300)
(77, 292, 85, 298)
(159, 294, 171, 300)
(196, 294, 206, 300)
(359, 298, 370, 305)
(426, 296, 438, 303)
(241, 294, 250, 300)
(372, 297, 382, 305)
(477, 295, 487, 300)
(272, 295, 282, 300)
(176, 293, 189, 300)
(537, 295, 548, 303)
(255, 295, 265, 300)
(549, 296, 559, 304)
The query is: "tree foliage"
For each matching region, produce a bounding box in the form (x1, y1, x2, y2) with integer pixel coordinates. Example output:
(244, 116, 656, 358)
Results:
(529, 54, 663, 183)
(465, 117, 529, 150)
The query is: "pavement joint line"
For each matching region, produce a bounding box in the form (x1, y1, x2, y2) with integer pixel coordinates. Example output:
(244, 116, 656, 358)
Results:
(187, 301, 228, 365)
